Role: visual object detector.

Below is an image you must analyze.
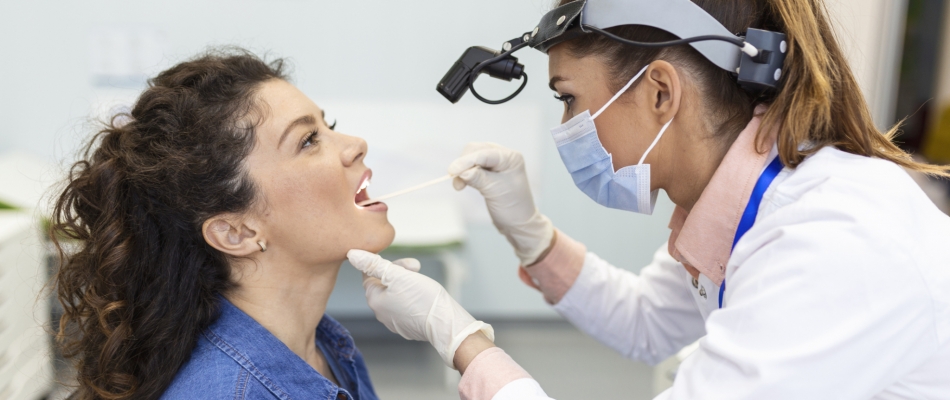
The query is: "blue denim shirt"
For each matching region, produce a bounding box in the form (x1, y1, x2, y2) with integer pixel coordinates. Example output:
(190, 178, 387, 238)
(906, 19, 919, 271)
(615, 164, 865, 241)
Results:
(162, 298, 378, 400)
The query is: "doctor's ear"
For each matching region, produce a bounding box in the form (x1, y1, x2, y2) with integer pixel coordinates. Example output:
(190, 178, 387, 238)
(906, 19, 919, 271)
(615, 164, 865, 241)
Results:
(202, 214, 263, 257)
(643, 61, 682, 123)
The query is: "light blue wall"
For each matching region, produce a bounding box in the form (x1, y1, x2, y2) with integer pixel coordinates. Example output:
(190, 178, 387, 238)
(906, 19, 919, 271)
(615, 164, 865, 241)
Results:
(0, 0, 673, 318)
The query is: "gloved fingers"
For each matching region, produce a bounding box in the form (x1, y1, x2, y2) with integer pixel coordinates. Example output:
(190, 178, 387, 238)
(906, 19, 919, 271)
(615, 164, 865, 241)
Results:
(448, 154, 479, 189)
(360, 273, 390, 314)
(449, 149, 504, 176)
(448, 155, 477, 178)
(448, 143, 486, 175)
(456, 167, 490, 191)
(361, 273, 385, 294)
(347, 249, 398, 284)
(452, 176, 468, 191)
(392, 258, 421, 273)
(360, 271, 376, 287)
(449, 141, 513, 175)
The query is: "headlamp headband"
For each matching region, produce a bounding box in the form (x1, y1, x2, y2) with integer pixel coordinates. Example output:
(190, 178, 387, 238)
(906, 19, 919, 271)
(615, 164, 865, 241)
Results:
(437, 0, 788, 104)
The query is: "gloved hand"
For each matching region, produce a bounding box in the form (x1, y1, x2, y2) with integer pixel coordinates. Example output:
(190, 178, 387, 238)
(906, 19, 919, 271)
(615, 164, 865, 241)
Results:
(449, 142, 555, 265)
(346, 249, 494, 369)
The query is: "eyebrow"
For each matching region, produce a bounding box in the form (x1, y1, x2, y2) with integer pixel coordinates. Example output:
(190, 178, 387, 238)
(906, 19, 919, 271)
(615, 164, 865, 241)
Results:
(278, 114, 317, 149)
(549, 76, 565, 91)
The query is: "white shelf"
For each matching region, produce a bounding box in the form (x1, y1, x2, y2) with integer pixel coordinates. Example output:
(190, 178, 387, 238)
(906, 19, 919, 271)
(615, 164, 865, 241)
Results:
(0, 211, 52, 399)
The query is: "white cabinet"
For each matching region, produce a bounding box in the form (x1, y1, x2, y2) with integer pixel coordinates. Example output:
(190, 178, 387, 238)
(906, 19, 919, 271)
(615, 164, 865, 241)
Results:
(0, 212, 52, 400)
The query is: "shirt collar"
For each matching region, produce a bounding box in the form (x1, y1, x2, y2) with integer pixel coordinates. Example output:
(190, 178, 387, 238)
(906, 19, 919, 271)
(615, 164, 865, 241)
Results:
(668, 105, 776, 285)
(203, 297, 356, 399)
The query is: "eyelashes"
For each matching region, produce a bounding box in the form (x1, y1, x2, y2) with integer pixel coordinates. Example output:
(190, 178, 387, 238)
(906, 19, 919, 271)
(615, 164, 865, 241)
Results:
(302, 130, 319, 149)
(554, 93, 574, 112)
(554, 93, 574, 109)
(300, 119, 337, 150)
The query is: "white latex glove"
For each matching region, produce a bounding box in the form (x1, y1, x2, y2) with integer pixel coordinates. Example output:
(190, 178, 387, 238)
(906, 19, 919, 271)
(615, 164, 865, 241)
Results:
(449, 142, 554, 265)
(346, 249, 494, 369)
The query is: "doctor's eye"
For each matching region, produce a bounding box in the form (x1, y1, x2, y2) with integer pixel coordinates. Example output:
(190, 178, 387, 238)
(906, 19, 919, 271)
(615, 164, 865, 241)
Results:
(554, 93, 575, 108)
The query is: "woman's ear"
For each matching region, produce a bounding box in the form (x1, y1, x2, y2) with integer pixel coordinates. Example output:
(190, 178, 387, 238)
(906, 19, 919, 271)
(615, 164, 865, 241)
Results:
(644, 61, 682, 124)
(202, 214, 262, 257)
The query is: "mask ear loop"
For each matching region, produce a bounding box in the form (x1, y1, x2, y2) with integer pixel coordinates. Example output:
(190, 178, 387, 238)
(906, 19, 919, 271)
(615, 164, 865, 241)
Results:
(637, 117, 674, 166)
(592, 65, 650, 120)
(588, 63, 673, 166)
(634, 116, 672, 216)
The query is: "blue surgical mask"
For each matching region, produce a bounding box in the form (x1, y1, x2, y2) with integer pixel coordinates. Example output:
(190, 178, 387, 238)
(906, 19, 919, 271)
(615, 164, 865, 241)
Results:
(550, 66, 673, 215)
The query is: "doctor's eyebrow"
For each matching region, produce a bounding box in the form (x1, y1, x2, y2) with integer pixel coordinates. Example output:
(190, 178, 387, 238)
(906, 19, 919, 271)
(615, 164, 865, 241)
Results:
(549, 76, 565, 91)
(278, 114, 317, 149)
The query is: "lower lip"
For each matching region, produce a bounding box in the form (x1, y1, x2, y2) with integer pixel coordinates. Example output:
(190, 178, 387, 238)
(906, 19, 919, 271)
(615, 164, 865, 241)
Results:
(360, 202, 388, 212)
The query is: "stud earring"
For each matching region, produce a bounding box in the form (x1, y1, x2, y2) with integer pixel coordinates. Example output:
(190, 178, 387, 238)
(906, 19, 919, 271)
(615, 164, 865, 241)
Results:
(257, 241, 267, 252)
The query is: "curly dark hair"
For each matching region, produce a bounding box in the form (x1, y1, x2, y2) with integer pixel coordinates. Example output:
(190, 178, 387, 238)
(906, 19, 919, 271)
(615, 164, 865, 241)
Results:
(50, 48, 286, 399)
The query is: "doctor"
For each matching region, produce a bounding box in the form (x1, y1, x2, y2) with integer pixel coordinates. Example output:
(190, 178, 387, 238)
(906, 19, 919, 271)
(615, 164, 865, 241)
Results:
(347, 0, 950, 398)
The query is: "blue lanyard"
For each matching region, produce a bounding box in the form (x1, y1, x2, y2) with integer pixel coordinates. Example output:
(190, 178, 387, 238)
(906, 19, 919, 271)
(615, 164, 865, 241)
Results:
(718, 156, 784, 309)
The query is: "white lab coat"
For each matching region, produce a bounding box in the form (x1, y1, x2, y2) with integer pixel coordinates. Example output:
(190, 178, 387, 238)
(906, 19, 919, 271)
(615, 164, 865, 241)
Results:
(492, 147, 950, 399)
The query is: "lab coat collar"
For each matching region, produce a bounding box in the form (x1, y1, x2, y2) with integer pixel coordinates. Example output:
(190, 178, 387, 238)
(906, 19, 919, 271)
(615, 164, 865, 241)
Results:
(668, 105, 776, 285)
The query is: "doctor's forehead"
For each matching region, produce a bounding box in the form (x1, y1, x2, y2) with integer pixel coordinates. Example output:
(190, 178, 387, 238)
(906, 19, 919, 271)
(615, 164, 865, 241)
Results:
(547, 44, 571, 85)
(547, 45, 605, 90)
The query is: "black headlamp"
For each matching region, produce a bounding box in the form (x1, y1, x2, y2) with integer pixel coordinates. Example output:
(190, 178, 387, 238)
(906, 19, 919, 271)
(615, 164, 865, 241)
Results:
(436, 0, 788, 105)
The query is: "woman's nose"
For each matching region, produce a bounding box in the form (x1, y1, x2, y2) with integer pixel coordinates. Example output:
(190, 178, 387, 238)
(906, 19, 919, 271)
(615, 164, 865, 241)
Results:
(341, 134, 368, 167)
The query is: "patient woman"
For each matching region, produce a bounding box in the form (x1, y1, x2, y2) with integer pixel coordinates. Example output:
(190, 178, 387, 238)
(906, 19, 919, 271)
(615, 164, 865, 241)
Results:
(50, 49, 392, 400)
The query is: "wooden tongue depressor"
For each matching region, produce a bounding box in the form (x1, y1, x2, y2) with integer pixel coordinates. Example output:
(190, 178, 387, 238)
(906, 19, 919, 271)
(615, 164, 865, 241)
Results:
(357, 167, 475, 207)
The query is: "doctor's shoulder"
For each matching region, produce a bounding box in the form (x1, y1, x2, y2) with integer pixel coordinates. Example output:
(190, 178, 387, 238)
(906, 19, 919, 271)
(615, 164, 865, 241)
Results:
(745, 144, 950, 282)
(734, 144, 949, 272)
(725, 145, 950, 343)
(756, 146, 950, 241)
(763, 146, 948, 229)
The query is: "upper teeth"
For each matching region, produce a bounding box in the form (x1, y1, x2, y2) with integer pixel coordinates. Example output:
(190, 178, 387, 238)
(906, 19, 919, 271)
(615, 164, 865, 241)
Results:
(359, 179, 370, 192)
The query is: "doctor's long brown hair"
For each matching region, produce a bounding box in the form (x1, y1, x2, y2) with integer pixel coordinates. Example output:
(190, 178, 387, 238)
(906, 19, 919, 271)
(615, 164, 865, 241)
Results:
(50, 49, 285, 400)
(556, 0, 950, 176)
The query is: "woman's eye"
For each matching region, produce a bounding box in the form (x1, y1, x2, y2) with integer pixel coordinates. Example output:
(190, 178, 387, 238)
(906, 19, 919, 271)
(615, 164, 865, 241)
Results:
(553, 93, 575, 108)
(302, 130, 319, 149)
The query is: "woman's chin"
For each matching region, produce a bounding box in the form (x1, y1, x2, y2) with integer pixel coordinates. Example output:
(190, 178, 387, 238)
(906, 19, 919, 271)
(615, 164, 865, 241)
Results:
(377, 223, 397, 250)
(355, 223, 396, 254)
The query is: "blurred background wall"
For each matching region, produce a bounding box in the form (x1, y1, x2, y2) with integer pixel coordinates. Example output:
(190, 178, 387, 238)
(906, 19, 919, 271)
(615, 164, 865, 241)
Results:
(1, 0, 948, 399)
(3, 0, 942, 319)
(0, 0, 681, 319)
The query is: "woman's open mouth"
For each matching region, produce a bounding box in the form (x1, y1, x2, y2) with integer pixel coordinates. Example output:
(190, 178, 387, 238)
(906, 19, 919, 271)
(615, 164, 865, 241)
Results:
(355, 170, 387, 211)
